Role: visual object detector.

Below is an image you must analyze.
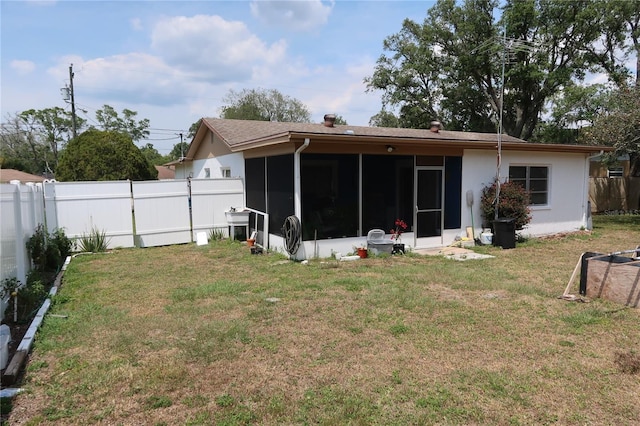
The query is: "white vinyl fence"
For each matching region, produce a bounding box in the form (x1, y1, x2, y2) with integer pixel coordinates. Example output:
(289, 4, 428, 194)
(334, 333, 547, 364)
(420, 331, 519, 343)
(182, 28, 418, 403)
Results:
(44, 180, 135, 248)
(1, 178, 246, 321)
(1, 182, 46, 319)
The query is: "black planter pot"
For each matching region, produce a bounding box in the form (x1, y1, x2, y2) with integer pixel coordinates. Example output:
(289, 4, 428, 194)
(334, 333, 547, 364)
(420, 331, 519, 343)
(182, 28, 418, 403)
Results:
(392, 243, 405, 255)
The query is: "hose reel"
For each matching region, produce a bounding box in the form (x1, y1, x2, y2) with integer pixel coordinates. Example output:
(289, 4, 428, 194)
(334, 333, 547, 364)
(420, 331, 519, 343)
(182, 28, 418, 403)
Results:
(282, 215, 302, 256)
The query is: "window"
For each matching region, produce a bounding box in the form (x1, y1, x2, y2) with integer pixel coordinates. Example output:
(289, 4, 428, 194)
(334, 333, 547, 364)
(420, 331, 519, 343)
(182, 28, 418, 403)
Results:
(607, 167, 623, 178)
(204, 168, 210, 178)
(221, 167, 231, 178)
(509, 165, 548, 206)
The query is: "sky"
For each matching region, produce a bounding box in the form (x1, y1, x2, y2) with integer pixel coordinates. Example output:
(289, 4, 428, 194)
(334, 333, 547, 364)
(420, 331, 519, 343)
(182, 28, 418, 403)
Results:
(1, 0, 436, 155)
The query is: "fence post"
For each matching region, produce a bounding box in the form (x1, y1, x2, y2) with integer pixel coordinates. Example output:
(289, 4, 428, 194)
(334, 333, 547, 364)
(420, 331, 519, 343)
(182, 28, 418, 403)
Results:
(43, 181, 58, 235)
(10, 181, 27, 286)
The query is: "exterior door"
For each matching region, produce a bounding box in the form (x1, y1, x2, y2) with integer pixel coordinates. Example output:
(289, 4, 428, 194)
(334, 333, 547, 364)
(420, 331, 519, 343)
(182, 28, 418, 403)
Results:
(414, 167, 444, 247)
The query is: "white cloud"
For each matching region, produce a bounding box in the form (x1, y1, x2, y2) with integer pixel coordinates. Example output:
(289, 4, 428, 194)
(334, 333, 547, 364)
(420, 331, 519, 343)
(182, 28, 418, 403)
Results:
(47, 54, 200, 107)
(10, 60, 36, 74)
(150, 14, 287, 84)
(250, 0, 334, 32)
(130, 17, 143, 31)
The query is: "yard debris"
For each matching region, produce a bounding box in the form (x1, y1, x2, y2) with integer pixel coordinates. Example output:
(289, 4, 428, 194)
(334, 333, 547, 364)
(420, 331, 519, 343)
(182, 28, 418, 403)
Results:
(561, 248, 640, 307)
(558, 294, 589, 303)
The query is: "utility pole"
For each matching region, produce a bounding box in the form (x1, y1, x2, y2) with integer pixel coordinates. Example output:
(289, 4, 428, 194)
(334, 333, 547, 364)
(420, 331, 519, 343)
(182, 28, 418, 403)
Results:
(69, 64, 77, 139)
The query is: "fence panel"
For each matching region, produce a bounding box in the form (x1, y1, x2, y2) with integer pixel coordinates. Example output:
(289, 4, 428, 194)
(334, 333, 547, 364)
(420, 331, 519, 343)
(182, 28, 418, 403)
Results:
(1, 184, 19, 285)
(50, 181, 135, 249)
(190, 178, 245, 240)
(19, 183, 42, 240)
(1, 182, 46, 321)
(132, 179, 191, 247)
(43, 181, 58, 233)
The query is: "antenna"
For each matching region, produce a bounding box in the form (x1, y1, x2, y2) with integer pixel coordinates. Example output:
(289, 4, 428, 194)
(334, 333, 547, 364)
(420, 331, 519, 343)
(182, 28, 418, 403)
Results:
(472, 24, 537, 220)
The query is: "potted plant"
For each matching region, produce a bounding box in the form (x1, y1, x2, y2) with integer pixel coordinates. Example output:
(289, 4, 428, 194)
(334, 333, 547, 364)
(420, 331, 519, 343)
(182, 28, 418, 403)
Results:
(355, 245, 368, 258)
(479, 178, 531, 249)
(390, 218, 407, 254)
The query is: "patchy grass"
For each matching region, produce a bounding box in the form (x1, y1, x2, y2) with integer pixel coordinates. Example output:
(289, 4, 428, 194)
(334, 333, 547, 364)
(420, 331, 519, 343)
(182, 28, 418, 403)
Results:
(7, 215, 640, 425)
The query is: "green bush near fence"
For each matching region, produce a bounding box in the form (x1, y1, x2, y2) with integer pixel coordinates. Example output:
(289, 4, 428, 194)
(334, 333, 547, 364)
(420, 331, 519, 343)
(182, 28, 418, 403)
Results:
(26, 225, 72, 273)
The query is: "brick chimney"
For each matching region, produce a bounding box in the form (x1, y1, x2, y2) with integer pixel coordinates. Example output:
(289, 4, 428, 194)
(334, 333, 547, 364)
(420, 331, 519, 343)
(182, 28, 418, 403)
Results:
(430, 120, 442, 133)
(323, 114, 336, 127)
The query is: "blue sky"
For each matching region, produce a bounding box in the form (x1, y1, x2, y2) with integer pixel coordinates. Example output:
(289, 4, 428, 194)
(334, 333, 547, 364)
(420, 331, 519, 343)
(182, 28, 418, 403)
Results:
(1, 0, 435, 154)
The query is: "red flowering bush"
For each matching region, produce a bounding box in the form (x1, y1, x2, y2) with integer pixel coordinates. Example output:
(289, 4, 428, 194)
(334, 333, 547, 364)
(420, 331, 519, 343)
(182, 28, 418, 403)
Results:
(390, 219, 408, 241)
(480, 178, 531, 230)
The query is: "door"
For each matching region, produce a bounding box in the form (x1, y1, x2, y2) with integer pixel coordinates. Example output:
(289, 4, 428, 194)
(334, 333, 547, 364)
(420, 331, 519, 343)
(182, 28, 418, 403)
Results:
(414, 167, 444, 247)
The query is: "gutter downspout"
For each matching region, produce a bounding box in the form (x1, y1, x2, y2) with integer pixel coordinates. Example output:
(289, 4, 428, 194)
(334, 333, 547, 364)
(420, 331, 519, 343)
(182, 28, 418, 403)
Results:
(294, 138, 310, 219)
(583, 150, 604, 230)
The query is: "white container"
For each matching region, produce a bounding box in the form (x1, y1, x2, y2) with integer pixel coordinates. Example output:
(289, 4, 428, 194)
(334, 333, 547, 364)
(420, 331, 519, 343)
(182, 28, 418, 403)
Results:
(0, 324, 10, 370)
(480, 231, 493, 245)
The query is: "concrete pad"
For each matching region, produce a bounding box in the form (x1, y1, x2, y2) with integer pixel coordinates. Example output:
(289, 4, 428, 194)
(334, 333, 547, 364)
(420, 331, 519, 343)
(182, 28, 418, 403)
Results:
(414, 246, 494, 261)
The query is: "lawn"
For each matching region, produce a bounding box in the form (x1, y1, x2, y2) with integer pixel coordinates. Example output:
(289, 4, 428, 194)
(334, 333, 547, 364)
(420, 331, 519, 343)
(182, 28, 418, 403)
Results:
(6, 216, 640, 425)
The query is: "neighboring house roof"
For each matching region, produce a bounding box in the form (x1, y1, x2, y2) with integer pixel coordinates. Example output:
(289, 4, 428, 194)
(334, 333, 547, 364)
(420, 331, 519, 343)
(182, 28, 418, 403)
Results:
(155, 165, 175, 180)
(0, 169, 46, 183)
(184, 118, 612, 161)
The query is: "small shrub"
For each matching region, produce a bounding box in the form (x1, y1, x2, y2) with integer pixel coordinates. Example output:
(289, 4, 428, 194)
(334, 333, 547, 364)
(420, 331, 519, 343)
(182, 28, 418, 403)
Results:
(480, 177, 532, 230)
(1, 274, 48, 323)
(77, 227, 110, 252)
(208, 227, 226, 241)
(0, 277, 20, 300)
(50, 228, 73, 261)
(26, 225, 72, 273)
(19, 274, 47, 320)
(26, 224, 48, 272)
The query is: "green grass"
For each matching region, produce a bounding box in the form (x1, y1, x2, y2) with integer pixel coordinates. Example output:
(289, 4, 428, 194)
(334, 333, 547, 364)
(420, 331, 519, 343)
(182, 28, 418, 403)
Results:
(6, 215, 640, 425)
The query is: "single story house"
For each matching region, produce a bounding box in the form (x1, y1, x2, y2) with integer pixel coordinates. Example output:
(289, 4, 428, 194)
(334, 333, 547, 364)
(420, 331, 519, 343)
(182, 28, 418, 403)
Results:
(0, 169, 46, 184)
(154, 165, 176, 180)
(174, 115, 610, 258)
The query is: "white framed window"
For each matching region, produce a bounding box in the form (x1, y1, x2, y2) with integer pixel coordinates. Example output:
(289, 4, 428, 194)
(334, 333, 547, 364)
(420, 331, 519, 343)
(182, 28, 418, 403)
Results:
(221, 167, 231, 178)
(204, 168, 210, 178)
(607, 167, 623, 178)
(508, 165, 549, 206)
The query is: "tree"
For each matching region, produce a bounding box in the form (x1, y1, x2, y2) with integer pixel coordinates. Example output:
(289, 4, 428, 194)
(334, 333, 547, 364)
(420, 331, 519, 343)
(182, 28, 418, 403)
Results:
(139, 143, 165, 166)
(220, 88, 311, 122)
(56, 129, 157, 181)
(19, 107, 79, 164)
(583, 0, 640, 87)
(168, 142, 190, 161)
(1, 108, 81, 174)
(94, 105, 150, 142)
(1, 114, 43, 174)
(369, 110, 400, 128)
(580, 85, 640, 176)
(332, 115, 348, 125)
(188, 119, 201, 139)
(531, 83, 611, 144)
(365, 0, 632, 140)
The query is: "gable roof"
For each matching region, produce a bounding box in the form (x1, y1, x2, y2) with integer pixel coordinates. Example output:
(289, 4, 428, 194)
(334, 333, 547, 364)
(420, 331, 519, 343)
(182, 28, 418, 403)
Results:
(185, 118, 611, 159)
(155, 165, 175, 180)
(0, 169, 46, 183)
